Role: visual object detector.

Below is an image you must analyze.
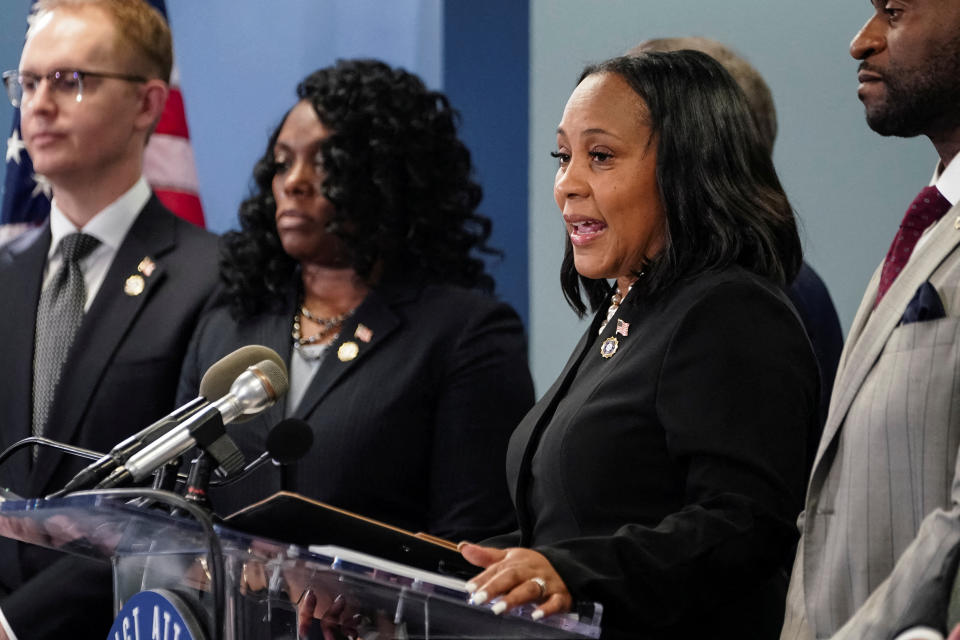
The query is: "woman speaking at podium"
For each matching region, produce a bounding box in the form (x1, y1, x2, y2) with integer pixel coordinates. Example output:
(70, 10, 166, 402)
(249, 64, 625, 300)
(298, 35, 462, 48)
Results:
(177, 59, 534, 543)
(460, 51, 819, 638)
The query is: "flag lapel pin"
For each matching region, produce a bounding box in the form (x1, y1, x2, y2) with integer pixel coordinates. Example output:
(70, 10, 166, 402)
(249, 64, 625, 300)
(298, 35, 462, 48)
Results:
(354, 323, 373, 343)
(616, 318, 630, 337)
(138, 256, 157, 277)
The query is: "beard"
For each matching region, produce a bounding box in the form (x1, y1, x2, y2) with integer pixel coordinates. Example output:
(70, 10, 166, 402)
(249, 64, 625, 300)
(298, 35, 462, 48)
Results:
(861, 38, 960, 137)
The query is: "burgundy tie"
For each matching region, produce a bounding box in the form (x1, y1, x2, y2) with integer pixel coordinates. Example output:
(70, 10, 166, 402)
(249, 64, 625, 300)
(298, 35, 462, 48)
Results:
(875, 186, 952, 306)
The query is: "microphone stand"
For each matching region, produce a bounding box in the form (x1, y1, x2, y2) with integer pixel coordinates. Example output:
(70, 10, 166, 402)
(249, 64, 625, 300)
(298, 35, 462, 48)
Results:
(183, 452, 215, 510)
(153, 457, 183, 493)
(0, 436, 102, 470)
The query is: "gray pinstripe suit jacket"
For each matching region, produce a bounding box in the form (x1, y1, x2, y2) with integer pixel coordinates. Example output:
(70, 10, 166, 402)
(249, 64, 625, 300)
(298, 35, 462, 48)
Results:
(782, 201, 960, 640)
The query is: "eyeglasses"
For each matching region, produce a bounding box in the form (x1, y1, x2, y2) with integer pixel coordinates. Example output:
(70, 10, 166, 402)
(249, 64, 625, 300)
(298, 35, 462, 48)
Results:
(2, 68, 147, 108)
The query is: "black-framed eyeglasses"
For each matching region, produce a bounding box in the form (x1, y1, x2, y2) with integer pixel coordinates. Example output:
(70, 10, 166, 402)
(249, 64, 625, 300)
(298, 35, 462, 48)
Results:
(1, 68, 147, 108)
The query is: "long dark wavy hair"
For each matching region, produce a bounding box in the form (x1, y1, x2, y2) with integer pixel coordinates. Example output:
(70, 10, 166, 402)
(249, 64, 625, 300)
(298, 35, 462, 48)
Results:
(560, 51, 802, 316)
(222, 58, 498, 318)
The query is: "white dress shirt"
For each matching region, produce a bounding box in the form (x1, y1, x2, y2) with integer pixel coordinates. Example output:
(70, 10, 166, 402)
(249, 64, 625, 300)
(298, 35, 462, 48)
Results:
(43, 177, 149, 310)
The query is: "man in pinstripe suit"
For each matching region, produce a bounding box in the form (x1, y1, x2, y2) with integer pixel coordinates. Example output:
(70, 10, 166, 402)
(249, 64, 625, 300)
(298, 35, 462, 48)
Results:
(781, 1, 960, 638)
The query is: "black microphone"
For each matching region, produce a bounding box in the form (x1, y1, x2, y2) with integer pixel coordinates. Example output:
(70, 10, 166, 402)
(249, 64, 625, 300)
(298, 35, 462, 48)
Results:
(209, 418, 314, 488)
(51, 345, 286, 497)
(184, 419, 313, 508)
(97, 359, 289, 488)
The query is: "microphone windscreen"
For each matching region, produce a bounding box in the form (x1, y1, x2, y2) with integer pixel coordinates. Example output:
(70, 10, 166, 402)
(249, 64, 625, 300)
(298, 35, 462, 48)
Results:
(199, 345, 287, 400)
(251, 359, 290, 401)
(265, 419, 314, 465)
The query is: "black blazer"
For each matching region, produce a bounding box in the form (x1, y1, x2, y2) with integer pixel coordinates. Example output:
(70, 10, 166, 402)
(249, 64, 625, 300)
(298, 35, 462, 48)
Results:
(0, 196, 219, 639)
(786, 261, 843, 434)
(177, 282, 535, 543)
(503, 267, 819, 639)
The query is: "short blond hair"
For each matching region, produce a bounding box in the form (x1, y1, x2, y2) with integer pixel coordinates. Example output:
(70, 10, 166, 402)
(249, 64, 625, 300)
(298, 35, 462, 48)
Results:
(30, 0, 172, 82)
(630, 37, 777, 154)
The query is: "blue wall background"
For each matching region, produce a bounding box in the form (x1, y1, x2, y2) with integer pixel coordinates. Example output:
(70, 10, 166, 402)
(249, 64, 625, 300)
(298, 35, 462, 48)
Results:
(162, 0, 444, 240)
(0, 1, 31, 154)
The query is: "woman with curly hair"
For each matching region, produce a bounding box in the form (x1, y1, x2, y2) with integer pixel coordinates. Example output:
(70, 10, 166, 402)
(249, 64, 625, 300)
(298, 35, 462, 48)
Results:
(177, 59, 534, 542)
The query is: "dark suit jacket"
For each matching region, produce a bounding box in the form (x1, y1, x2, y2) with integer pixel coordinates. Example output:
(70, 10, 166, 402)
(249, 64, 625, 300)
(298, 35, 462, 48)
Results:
(786, 261, 843, 435)
(177, 282, 535, 543)
(0, 196, 219, 639)
(502, 267, 819, 639)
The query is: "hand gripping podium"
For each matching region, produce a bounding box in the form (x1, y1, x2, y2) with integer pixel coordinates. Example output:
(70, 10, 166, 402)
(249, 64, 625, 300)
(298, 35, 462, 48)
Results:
(0, 491, 601, 640)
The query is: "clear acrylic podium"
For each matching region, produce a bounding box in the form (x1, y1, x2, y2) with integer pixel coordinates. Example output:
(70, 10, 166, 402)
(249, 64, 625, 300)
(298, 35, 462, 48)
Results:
(0, 492, 601, 639)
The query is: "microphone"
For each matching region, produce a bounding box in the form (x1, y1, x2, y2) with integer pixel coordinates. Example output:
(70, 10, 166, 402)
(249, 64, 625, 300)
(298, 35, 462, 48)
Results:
(209, 418, 314, 488)
(52, 345, 286, 497)
(195, 345, 287, 425)
(97, 359, 289, 488)
(185, 418, 313, 511)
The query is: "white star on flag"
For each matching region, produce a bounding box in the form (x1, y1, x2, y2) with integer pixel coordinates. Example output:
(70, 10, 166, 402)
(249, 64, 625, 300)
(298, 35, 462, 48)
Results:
(6, 129, 25, 164)
(30, 174, 52, 200)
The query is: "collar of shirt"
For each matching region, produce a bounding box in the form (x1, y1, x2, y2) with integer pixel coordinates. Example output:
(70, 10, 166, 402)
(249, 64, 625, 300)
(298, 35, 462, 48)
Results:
(930, 154, 960, 206)
(48, 176, 150, 258)
(44, 177, 151, 309)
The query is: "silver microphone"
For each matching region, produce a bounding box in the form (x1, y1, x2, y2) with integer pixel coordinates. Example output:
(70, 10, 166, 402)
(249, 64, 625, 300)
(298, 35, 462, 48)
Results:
(97, 360, 289, 488)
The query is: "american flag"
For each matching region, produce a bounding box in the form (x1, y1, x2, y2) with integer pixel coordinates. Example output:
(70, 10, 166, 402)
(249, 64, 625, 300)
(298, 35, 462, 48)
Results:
(1, 0, 205, 244)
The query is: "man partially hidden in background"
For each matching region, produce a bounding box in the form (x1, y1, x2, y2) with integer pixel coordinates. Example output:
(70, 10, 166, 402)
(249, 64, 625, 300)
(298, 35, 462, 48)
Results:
(630, 36, 844, 465)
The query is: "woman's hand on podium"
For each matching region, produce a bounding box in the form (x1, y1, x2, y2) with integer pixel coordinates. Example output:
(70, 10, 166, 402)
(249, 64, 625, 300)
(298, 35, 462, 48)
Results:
(460, 543, 572, 621)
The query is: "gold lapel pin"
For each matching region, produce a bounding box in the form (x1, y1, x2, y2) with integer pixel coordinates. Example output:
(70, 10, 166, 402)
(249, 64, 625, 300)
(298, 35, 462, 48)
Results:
(124, 274, 145, 296)
(137, 256, 157, 277)
(338, 341, 360, 362)
(600, 336, 619, 358)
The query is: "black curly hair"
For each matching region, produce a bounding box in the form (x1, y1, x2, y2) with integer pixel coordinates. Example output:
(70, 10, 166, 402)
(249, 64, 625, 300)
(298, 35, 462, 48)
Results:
(222, 58, 499, 319)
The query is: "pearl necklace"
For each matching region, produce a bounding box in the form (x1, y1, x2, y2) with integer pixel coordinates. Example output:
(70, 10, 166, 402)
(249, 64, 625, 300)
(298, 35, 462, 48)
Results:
(599, 281, 635, 335)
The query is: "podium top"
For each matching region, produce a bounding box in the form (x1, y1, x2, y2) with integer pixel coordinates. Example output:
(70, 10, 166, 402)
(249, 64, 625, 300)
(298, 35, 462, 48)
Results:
(0, 493, 602, 639)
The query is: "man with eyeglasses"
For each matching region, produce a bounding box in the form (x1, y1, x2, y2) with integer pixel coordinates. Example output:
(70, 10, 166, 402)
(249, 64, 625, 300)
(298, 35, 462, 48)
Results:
(0, 1, 218, 638)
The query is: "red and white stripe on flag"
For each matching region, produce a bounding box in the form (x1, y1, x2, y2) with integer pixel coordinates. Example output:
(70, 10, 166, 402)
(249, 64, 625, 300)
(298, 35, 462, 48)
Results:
(144, 65, 206, 228)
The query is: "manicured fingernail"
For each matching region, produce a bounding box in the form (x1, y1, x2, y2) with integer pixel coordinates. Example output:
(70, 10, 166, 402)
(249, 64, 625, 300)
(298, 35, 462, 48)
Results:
(472, 590, 488, 605)
(531, 609, 544, 621)
(491, 601, 507, 615)
(464, 581, 477, 593)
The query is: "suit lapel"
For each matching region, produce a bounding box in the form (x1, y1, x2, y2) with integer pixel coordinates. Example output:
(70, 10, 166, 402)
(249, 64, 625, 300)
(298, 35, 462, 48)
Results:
(813, 204, 960, 474)
(0, 226, 50, 488)
(32, 198, 175, 492)
(510, 306, 604, 541)
(292, 287, 407, 420)
(837, 264, 882, 378)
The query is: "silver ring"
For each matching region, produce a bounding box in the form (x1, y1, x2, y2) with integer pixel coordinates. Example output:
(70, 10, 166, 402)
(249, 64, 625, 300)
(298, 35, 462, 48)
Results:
(530, 576, 547, 600)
